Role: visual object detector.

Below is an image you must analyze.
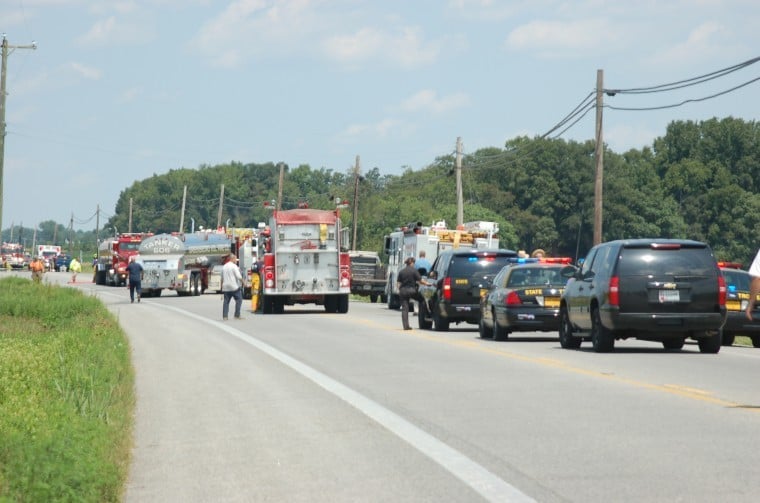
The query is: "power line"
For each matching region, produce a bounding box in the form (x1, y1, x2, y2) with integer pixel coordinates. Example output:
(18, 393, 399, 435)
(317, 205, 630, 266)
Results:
(606, 75, 760, 111)
(605, 56, 760, 95)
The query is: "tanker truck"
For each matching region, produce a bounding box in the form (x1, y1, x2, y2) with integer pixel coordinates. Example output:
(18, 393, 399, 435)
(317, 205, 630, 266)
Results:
(137, 232, 232, 297)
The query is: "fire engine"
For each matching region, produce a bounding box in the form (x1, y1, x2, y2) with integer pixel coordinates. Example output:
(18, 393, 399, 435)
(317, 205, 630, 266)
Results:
(1, 242, 26, 269)
(137, 231, 232, 297)
(95, 233, 152, 286)
(258, 206, 351, 314)
(383, 220, 499, 309)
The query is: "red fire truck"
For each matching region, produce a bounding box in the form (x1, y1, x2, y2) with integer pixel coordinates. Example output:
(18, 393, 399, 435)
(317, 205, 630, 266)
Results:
(258, 206, 351, 314)
(95, 233, 153, 286)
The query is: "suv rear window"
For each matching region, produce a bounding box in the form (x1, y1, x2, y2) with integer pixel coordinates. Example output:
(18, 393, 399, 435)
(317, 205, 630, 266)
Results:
(617, 247, 717, 277)
(448, 255, 513, 279)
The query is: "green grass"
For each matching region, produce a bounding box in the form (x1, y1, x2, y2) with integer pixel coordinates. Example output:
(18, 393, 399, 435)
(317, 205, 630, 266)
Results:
(0, 277, 134, 502)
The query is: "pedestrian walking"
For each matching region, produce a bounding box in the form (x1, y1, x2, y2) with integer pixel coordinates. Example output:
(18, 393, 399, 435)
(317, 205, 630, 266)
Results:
(747, 249, 760, 321)
(69, 257, 82, 283)
(29, 257, 45, 283)
(125, 256, 143, 303)
(221, 254, 244, 320)
(396, 256, 432, 330)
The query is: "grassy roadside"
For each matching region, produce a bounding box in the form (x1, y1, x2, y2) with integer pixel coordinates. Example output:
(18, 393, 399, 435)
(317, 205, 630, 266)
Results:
(0, 277, 134, 502)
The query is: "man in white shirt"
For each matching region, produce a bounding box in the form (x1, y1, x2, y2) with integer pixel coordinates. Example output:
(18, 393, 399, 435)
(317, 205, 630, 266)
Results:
(747, 250, 760, 321)
(221, 254, 244, 320)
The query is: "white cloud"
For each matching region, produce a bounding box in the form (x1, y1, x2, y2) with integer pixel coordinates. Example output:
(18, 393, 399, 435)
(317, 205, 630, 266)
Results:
(649, 22, 729, 66)
(505, 18, 623, 56)
(323, 26, 441, 67)
(77, 12, 154, 46)
(400, 89, 470, 114)
(339, 118, 401, 139)
(69, 62, 102, 80)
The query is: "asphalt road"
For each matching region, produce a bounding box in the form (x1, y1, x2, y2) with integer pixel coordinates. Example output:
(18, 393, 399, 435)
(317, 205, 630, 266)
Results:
(20, 271, 760, 502)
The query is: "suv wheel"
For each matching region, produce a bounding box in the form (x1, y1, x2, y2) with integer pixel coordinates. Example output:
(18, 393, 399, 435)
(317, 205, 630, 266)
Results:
(433, 306, 449, 331)
(720, 330, 735, 347)
(697, 331, 721, 354)
(559, 307, 581, 349)
(418, 300, 432, 330)
(493, 315, 509, 341)
(752, 335, 760, 348)
(591, 307, 614, 352)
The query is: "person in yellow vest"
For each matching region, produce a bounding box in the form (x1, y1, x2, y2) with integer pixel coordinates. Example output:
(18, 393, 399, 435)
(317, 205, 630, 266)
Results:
(69, 257, 82, 283)
(29, 257, 45, 283)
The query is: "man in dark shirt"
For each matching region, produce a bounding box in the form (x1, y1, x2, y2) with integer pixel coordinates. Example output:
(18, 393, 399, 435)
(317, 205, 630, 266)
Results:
(126, 256, 144, 303)
(396, 257, 431, 330)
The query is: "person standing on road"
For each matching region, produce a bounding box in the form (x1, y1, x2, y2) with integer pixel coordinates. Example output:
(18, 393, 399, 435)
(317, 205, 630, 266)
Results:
(29, 257, 45, 283)
(221, 254, 244, 320)
(396, 256, 432, 330)
(747, 249, 760, 321)
(126, 256, 143, 303)
(415, 250, 432, 276)
(69, 257, 82, 283)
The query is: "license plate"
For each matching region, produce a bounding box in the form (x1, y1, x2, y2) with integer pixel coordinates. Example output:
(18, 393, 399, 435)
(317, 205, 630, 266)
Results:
(363, 284, 371, 290)
(726, 300, 741, 311)
(659, 290, 680, 303)
(544, 297, 560, 308)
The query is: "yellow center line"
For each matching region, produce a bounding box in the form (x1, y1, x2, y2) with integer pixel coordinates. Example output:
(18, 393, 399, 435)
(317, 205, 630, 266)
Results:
(364, 317, 750, 411)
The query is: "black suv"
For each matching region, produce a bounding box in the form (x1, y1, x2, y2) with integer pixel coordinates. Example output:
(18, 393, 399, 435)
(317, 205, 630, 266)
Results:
(559, 239, 726, 353)
(418, 249, 518, 331)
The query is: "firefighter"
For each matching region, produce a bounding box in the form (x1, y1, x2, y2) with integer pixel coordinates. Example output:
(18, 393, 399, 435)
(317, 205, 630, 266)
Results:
(29, 256, 45, 283)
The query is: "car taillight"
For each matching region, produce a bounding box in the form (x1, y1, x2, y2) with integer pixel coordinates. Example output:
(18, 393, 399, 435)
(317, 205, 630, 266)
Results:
(443, 277, 452, 301)
(609, 276, 620, 306)
(718, 275, 726, 306)
(506, 291, 521, 305)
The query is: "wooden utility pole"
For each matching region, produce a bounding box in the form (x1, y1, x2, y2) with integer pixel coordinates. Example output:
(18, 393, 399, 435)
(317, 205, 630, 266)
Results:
(456, 137, 463, 228)
(128, 198, 133, 233)
(69, 214, 74, 256)
(593, 69, 604, 245)
(95, 206, 100, 249)
(217, 184, 225, 229)
(179, 185, 187, 233)
(352, 155, 360, 251)
(0, 36, 36, 235)
(277, 163, 285, 210)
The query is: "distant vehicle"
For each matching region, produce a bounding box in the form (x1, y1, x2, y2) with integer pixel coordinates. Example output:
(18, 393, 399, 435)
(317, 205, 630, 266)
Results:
(479, 258, 576, 341)
(349, 250, 387, 303)
(559, 239, 726, 353)
(1, 242, 26, 269)
(418, 248, 519, 331)
(718, 262, 760, 347)
(55, 254, 73, 272)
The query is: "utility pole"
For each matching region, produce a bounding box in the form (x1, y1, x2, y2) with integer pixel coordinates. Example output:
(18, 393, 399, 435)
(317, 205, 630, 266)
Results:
(179, 185, 187, 233)
(95, 206, 100, 249)
(0, 36, 36, 236)
(456, 136, 463, 228)
(128, 198, 133, 233)
(352, 155, 360, 251)
(277, 162, 285, 211)
(216, 184, 225, 229)
(593, 69, 604, 245)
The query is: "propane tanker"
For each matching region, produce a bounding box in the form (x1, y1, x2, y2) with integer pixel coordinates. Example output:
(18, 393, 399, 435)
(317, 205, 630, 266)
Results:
(137, 232, 232, 297)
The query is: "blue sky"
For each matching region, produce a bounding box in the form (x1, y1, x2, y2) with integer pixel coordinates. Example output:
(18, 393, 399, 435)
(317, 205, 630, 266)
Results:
(1, 0, 758, 231)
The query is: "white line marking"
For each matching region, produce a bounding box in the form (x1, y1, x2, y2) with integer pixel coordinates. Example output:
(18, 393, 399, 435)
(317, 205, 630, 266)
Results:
(152, 301, 536, 503)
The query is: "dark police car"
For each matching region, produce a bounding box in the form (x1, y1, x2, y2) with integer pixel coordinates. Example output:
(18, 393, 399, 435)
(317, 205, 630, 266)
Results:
(418, 249, 518, 331)
(479, 258, 576, 340)
(718, 262, 760, 347)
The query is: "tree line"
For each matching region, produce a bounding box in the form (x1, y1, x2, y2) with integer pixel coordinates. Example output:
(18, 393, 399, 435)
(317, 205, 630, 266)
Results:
(4, 117, 759, 266)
